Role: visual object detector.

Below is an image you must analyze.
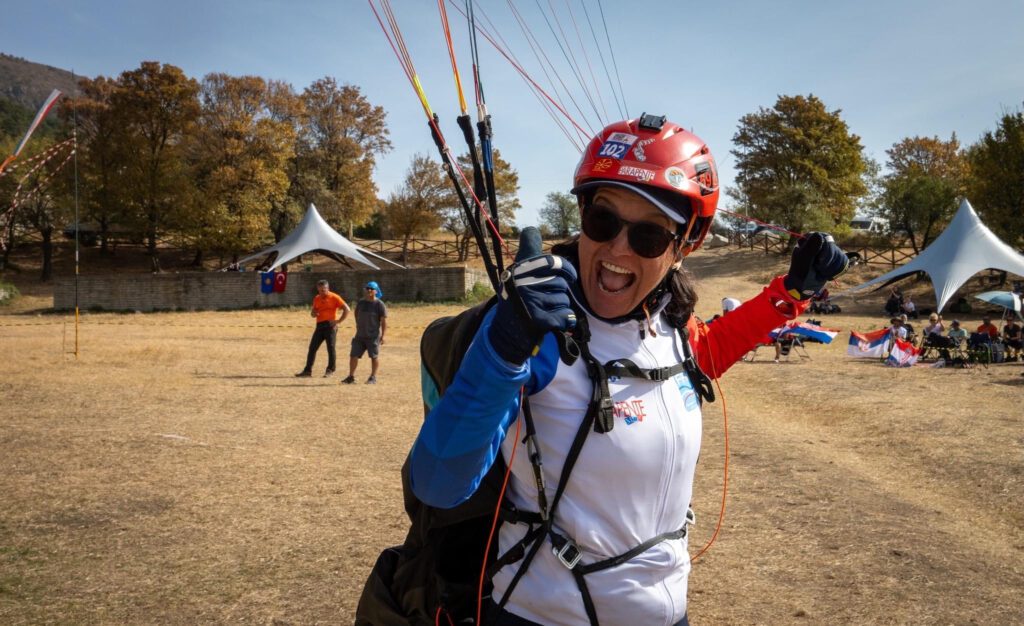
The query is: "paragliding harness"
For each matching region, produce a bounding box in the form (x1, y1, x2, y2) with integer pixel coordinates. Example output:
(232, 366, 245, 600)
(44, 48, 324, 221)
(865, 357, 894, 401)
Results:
(355, 296, 715, 626)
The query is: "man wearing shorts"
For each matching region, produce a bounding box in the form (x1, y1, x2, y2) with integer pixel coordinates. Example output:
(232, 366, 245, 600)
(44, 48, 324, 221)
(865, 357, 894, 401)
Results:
(343, 281, 387, 385)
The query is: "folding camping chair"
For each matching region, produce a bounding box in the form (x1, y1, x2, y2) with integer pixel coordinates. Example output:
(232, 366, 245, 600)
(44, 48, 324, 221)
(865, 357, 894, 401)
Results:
(743, 336, 809, 363)
(966, 333, 993, 367)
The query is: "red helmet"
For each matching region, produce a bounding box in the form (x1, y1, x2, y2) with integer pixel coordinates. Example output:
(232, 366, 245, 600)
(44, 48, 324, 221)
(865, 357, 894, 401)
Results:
(572, 114, 719, 255)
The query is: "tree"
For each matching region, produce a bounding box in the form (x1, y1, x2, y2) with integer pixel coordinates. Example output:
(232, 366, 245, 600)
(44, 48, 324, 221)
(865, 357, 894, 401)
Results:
(263, 80, 306, 243)
(443, 148, 520, 260)
(294, 78, 390, 236)
(539, 191, 579, 237)
(730, 94, 868, 241)
(67, 75, 130, 254)
(11, 138, 74, 280)
(966, 106, 1024, 250)
(383, 154, 449, 265)
(186, 73, 294, 264)
(112, 62, 200, 271)
(878, 135, 965, 253)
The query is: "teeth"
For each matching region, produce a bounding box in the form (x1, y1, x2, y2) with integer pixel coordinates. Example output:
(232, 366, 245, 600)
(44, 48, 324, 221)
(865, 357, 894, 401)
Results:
(601, 261, 632, 275)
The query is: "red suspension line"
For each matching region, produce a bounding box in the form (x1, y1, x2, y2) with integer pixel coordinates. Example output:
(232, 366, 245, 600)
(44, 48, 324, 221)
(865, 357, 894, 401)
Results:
(538, 0, 605, 127)
(496, 0, 593, 142)
(462, 0, 584, 151)
(369, 0, 508, 256)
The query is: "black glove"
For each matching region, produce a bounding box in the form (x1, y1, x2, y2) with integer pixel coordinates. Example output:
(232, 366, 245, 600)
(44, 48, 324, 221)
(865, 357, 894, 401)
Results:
(488, 228, 578, 364)
(784, 232, 849, 300)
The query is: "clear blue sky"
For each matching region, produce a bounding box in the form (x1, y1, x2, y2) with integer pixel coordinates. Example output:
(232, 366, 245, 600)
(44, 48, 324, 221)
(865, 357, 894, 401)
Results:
(3, 0, 1022, 227)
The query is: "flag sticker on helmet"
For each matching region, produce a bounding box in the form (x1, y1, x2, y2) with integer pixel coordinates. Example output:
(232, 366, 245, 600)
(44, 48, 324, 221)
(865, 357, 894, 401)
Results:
(597, 132, 639, 159)
(592, 157, 615, 173)
(617, 165, 655, 183)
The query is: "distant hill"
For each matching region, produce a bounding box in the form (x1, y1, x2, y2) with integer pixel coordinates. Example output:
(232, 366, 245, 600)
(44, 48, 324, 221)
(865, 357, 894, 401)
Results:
(0, 53, 82, 110)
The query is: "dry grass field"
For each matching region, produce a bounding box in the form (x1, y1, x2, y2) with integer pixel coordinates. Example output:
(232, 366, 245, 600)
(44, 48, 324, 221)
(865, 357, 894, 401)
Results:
(1, 248, 1022, 625)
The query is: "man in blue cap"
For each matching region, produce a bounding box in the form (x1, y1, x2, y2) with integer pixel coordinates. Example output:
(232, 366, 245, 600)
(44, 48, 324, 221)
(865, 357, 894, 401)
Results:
(342, 281, 388, 384)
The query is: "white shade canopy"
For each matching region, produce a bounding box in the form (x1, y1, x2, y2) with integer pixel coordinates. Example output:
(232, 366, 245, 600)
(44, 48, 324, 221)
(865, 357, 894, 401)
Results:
(236, 204, 404, 271)
(842, 199, 1024, 311)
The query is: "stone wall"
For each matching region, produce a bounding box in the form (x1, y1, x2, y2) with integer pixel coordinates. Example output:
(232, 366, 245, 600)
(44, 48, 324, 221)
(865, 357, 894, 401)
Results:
(52, 267, 490, 312)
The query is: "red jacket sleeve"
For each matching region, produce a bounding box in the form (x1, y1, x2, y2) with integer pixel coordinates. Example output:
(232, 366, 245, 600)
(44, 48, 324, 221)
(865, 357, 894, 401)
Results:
(688, 276, 809, 379)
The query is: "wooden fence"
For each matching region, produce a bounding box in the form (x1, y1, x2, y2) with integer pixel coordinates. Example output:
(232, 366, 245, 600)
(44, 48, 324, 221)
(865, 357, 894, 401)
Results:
(352, 237, 556, 263)
(728, 232, 918, 268)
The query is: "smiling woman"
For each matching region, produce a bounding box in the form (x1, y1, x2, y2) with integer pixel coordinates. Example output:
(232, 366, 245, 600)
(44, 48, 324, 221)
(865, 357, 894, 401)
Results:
(364, 114, 851, 626)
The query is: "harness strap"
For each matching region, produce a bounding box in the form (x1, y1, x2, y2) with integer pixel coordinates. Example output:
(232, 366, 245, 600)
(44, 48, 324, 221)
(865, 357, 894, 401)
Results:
(603, 358, 687, 382)
(549, 522, 690, 626)
(495, 348, 598, 610)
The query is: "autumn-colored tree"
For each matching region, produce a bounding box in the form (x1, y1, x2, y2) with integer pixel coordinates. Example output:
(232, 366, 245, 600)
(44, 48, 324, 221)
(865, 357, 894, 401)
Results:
(966, 106, 1024, 250)
(383, 154, 448, 265)
(730, 94, 868, 241)
(294, 78, 390, 236)
(185, 73, 294, 264)
(878, 135, 965, 253)
(539, 191, 579, 238)
(112, 62, 200, 271)
(444, 148, 520, 260)
(66, 76, 130, 254)
(10, 138, 74, 280)
(263, 80, 306, 243)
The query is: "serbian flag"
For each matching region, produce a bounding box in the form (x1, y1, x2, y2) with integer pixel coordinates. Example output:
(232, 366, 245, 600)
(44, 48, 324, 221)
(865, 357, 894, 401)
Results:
(847, 328, 890, 358)
(273, 271, 287, 293)
(886, 337, 920, 368)
(260, 272, 275, 294)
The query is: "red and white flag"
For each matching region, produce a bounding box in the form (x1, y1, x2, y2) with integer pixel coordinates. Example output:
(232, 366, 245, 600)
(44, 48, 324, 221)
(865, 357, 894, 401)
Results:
(273, 271, 287, 293)
(0, 89, 62, 176)
(886, 337, 920, 368)
(14, 89, 62, 158)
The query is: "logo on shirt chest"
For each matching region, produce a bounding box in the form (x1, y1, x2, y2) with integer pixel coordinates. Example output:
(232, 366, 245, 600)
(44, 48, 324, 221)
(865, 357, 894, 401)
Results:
(613, 399, 647, 425)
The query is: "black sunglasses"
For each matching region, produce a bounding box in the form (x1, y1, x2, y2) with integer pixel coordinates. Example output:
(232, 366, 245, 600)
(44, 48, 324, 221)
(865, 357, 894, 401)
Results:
(581, 204, 680, 258)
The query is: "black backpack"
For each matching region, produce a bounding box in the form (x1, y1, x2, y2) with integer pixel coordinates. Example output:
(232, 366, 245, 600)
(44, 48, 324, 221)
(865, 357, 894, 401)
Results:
(355, 300, 503, 625)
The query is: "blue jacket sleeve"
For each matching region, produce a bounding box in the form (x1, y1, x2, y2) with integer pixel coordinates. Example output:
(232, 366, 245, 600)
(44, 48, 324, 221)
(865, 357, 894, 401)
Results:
(409, 308, 531, 508)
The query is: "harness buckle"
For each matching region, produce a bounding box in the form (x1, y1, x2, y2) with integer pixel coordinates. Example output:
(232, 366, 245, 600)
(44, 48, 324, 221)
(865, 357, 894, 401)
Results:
(553, 539, 583, 569)
(648, 367, 669, 381)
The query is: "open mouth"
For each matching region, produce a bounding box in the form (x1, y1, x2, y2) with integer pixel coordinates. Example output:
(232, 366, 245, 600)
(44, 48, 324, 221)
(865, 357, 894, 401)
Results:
(597, 260, 635, 294)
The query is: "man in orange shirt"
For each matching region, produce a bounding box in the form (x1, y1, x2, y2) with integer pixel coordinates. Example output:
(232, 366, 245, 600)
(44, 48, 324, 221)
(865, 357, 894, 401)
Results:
(977, 315, 1000, 340)
(296, 279, 350, 378)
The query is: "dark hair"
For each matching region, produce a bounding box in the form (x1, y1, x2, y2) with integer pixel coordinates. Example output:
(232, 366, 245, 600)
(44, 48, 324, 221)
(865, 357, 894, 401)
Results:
(550, 237, 698, 323)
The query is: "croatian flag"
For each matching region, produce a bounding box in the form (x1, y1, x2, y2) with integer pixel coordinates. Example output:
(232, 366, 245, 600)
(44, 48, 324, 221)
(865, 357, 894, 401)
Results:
(886, 337, 920, 368)
(847, 328, 890, 358)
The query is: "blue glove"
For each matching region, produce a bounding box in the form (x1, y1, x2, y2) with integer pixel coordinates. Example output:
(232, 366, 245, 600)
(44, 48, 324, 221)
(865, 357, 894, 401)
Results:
(784, 232, 849, 300)
(488, 228, 578, 364)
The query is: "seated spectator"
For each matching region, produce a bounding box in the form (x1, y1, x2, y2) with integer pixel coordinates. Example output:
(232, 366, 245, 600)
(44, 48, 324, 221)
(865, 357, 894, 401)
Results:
(922, 312, 944, 338)
(1003, 318, 1022, 360)
(902, 295, 918, 319)
(884, 293, 902, 317)
(977, 316, 1000, 339)
(889, 316, 907, 340)
(708, 297, 742, 325)
(899, 313, 915, 340)
(947, 320, 967, 344)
